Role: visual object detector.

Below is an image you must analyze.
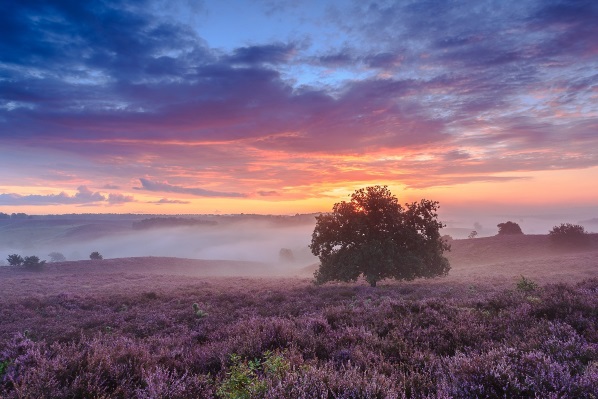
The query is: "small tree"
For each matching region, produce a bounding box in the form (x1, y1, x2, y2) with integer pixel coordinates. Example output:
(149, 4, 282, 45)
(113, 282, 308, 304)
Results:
(279, 248, 295, 263)
(89, 251, 103, 260)
(497, 221, 523, 235)
(7, 254, 24, 266)
(549, 223, 589, 247)
(48, 252, 66, 262)
(310, 186, 450, 287)
(468, 230, 478, 239)
(23, 256, 46, 270)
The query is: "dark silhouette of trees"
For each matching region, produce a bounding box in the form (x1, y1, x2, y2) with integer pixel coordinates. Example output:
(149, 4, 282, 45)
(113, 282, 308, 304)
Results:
(90, 251, 103, 260)
(497, 221, 523, 235)
(7, 254, 24, 266)
(23, 256, 45, 270)
(310, 186, 450, 287)
(549, 223, 589, 247)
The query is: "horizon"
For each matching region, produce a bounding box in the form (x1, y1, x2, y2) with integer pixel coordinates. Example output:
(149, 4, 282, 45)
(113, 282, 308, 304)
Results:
(1, 1, 597, 216)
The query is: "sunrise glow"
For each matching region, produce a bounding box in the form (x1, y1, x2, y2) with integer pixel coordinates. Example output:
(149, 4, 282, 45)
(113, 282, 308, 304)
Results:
(1, 1, 597, 219)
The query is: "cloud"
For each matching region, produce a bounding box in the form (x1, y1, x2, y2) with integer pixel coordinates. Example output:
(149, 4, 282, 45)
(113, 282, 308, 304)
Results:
(1, 0, 597, 202)
(136, 178, 246, 198)
(0, 186, 105, 205)
(257, 190, 280, 197)
(149, 198, 191, 204)
(107, 193, 135, 204)
(229, 43, 296, 64)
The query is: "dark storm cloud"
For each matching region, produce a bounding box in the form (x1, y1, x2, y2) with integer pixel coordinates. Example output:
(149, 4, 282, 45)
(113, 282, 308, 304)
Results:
(136, 178, 246, 198)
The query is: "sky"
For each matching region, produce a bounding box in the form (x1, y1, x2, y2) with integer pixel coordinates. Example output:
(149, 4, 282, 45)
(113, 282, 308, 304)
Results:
(1, 0, 597, 225)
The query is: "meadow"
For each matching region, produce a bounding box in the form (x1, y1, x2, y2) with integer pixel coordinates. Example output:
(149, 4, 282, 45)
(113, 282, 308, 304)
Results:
(0, 235, 597, 398)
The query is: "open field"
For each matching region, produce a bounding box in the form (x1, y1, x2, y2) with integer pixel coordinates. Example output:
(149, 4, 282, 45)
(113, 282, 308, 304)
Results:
(0, 235, 597, 398)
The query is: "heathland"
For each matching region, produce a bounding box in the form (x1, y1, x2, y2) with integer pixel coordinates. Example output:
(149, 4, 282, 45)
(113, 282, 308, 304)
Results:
(0, 224, 597, 397)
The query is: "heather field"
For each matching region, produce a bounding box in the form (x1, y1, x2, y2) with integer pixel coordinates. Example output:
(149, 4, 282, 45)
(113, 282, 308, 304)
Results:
(1, 236, 597, 398)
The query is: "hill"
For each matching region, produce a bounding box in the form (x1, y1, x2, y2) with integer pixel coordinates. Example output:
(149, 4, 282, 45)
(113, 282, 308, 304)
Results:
(445, 233, 598, 284)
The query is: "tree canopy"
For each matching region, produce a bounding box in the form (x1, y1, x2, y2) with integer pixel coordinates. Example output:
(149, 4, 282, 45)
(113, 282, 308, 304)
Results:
(549, 223, 589, 247)
(497, 221, 523, 235)
(310, 186, 450, 287)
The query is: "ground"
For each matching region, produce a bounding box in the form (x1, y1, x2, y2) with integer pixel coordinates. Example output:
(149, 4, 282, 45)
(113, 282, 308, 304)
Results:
(0, 234, 596, 398)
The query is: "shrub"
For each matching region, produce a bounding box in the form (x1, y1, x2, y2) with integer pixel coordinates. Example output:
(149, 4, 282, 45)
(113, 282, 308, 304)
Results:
(217, 352, 290, 399)
(193, 303, 207, 319)
(549, 223, 589, 247)
(516, 275, 538, 293)
(217, 354, 267, 399)
(7, 254, 24, 266)
(23, 256, 46, 270)
(468, 230, 478, 239)
(497, 221, 523, 235)
(89, 251, 103, 260)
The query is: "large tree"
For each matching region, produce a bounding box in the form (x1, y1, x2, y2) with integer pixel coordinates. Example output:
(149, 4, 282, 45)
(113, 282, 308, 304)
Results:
(310, 186, 450, 287)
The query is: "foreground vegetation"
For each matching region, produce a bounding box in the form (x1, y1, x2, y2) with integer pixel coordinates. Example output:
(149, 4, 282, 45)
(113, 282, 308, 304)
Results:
(0, 271, 596, 398)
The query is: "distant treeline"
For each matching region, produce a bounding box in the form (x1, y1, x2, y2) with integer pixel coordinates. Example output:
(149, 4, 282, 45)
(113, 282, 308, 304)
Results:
(132, 217, 217, 230)
(0, 212, 30, 219)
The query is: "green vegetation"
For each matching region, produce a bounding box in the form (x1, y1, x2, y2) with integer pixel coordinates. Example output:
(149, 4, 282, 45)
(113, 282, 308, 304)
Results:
(516, 275, 538, 293)
(310, 185, 450, 287)
(0, 359, 9, 378)
(89, 251, 103, 260)
(193, 303, 207, 318)
(217, 352, 290, 399)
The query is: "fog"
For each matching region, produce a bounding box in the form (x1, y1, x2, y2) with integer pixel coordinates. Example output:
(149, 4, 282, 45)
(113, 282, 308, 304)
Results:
(1, 208, 597, 269)
(0, 220, 318, 270)
(440, 205, 598, 238)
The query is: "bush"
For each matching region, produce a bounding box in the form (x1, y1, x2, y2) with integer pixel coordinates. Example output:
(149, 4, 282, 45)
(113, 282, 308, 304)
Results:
(7, 254, 24, 266)
(516, 275, 538, 293)
(89, 251, 103, 260)
(549, 223, 589, 247)
(23, 256, 46, 270)
(497, 221, 523, 235)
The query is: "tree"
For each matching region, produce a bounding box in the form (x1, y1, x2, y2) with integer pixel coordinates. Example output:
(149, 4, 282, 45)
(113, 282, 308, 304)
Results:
(23, 256, 46, 270)
(279, 248, 295, 263)
(310, 186, 450, 287)
(497, 221, 523, 235)
(549, 223, 589, 247)
(48, 252, 66, 262)
(89, 251, 103, 260)
(7, 254, 24, 266)
(468, 230, 478, 239)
